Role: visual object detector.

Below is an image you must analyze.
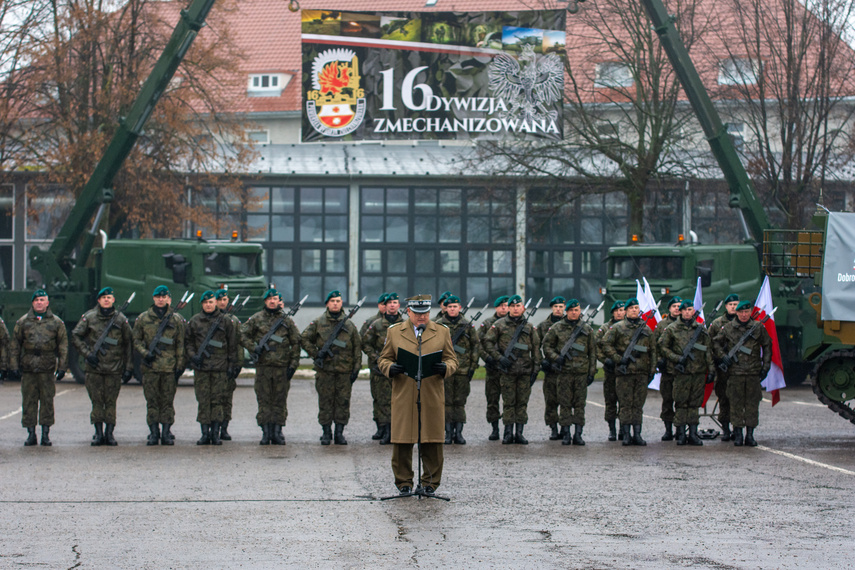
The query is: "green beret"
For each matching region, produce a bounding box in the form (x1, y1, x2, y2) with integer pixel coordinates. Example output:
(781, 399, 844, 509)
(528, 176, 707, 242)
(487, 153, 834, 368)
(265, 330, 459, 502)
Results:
(215, 289, 229, 299)
(625, 298, 639, 308)
(325, 290, 341, 304)
(508, 294, 523, 305)
(263, 288, 279, 300)
(97, 287, 114, 298)
(610, 301, 625, 312)
(565, 298, 580, 308)
(679, 300, 694, 310)
(152, 285, 170, 297)
(737, 300, 753, 311)
(385, 292, 399, 303)
(724, 293, 739, 303)
(668, 296, 683, 307)
(377, 293, 389, 304)
(445, 295, 461, 305)
(438, 291, 452, 302)
(32, 288, 48, 301)
(201, 290, 215, 302)
(494, 295, 510, 307)
(549, 296, 566, 306)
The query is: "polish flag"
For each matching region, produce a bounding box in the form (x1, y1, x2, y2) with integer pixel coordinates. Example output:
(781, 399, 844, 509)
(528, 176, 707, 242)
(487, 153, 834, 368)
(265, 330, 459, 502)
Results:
(690, 276, 717, 407)
(753, 275, 785, 406)
(639, 278, 662, 389)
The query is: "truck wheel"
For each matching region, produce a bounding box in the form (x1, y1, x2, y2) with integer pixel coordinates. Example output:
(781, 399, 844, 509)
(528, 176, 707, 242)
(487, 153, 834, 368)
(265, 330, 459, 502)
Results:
(68, 345, 86, 385)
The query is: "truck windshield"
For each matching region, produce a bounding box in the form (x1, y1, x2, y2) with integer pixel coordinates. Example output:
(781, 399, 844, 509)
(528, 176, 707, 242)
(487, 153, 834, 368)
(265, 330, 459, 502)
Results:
(610, 256, 683, 280)
(204, 252, 260, 277)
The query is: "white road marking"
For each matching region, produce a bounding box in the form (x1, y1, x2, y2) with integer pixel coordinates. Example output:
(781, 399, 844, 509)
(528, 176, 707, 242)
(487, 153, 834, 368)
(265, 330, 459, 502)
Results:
(0, 387, 77, 421)
(757, 445, 855, 476)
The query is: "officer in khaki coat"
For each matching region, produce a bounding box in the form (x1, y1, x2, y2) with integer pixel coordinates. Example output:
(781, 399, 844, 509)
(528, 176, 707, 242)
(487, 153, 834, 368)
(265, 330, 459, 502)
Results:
(378, 295, 458, 496)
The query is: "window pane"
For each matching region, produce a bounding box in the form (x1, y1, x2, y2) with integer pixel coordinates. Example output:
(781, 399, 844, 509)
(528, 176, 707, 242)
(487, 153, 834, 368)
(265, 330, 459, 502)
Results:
(386, 188, 409, 214)
(0, 185, 13, 240)
(386, 275, 408, 295)
(439, 189, 461, 215)
(0, 245, 11, 288)
(553, 251, 573, 274)
(440, 250, 459, 273)
(604, 192, 626, 216)
(553, 217, 575, 244)
(413, 216, 436, 243)
(301, 188, 323, 213)
(580, 250, 601, 274)
(469, 250, 488, 273)
(247, 214, 268, 241)
(360, 276, 383, 297)
(468, 277, 489, 297)
(388, 249, 408, 272)
(299, 275, 323, 303)
(326, 249, 346, 273)
(363, 249, 381, 272)
(605, 219, 626, 244)
(324, 276, 348, 301)
(468, 195, 490, 215)
(325, 187, 347, 213)
(325, 215, 347, 242)
(362, 187, 384, 214)
(467, 217, 490, 243)
(271, 187, 294, 213)
(528, 250, 548, 274)
(552, 277, 575, 297)
(490, 277, 514, 299)
(439, 217, 461, 243)
(526, 277, 550, 303)
(272, 248, 292, 272)
(580, 219, 603, 244)
(438, 277, 460, 295)
(492, 216, 514, 243)
(491, 190, 513, 214)
(300, 215, 323, 242)
(271, 215, 294, 242)
(414, 188, 437, 214)
(301, 249, 321, 272)
(386, 216, 408, 242)
(414, 249, 436, 273)
(493, 250, 513, 274)
(272, 276, 294, 300)
(361, 215, 383, 242)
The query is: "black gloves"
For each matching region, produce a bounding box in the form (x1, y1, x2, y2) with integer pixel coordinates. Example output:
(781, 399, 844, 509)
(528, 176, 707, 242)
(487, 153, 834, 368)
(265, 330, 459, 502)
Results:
(252, 347, 264, 361)
(603, 358, 614, 371)
(121, 370, 133, 383)
(484, 357, 495, 369)
(189, 355, 204, 369)
(675, 360, 687, 374)
(718, 355, 732, 370)
(498, 356, 513, 371)
(541, 360, 553, 373)
(350, 370, 359, 384)
(656, 358, 666, 371)
(55, 369, 66, 382)
(86, 353, 100, 367)
(706, 371, 716, 384)
(587, 375, 595, 386)
(228, 366, 241, 380)
(174, 368, 185, 381)
(431, 362, 447, 376)
(389, 363, 405, 377)
(286, 367, 296, 381)
(143, 353, 156, 366)
(468, 369, 475, 380)
(619, 357, 629, 367)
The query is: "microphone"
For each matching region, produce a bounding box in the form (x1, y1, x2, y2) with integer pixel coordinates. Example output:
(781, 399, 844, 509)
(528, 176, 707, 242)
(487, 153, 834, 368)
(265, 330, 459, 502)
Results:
(416, 325, 425, 337)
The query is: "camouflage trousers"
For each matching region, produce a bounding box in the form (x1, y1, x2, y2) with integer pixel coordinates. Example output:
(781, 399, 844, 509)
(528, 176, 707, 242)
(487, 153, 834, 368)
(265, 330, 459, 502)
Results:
(603, 370, 619, 422)
(714, 370, 731, 425)
(370, 370, 392, 424)
(254, 365, 290, 426)
(542, 372, 559, 425)
(673, 373, 705, 426)
(485, 367, 502, 423)
(557, 373, 588, 427)
(85, 372, 122, 424)
(21, 372, 56, 428)
(444, 373, 471, 424)
(616, 374, 648, 425)
(392, 442, 443, 490)
(659, 372, 675, 423)
(143, 371, 177, 425)
(726, 374, 762, 428)
(316, 371, 352, 426)
(500, 373, 532, 425)
(194, 370, 227, 424)
(224, 373, 238, 422)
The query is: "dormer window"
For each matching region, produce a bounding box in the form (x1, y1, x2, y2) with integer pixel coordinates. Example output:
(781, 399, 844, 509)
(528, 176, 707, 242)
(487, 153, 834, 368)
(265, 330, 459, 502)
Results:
(718, 58, 761, 86)
(247, 73, 291, 96)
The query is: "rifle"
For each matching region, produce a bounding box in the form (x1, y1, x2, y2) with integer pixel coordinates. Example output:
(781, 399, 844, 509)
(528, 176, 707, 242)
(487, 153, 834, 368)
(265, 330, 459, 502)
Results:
(144, 291, 192, 365)
(705, 300, 724, 323)
(718, 308, 777, 372)
(551, 301, 605, 372)
(451, 303, 488, 354)
(88, 292, 135, 364)
(460, 297, 475, 315)
(314, 296, 366, 368)
(616, 318, 652, 375)
(499, 297, 541, 372)
(194, 295, 250, 366)
(252, 294, 308, 358)
(675, 314, 709, 372)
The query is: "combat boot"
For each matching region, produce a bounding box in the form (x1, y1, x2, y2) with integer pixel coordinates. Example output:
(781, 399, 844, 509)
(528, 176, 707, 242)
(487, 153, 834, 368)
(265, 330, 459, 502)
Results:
(501, 423, 514, 444)
(561, 426, 572, 445)
(720, 422, 732, 442)
(259, 423, 270, 445)
(444, 422, 453, 444)
(744, 427, 758, 447)
(631, 424, 646, 446)
(197, 424, 211, 445)
(621, 423, 632, 446)
(488, 421, 500, 441)
(210, 422, 222, 445)
(219, 420, 232, 441)
(91, 423, 104, 446)
(687, 424, 703, 446)
(572, 424, 585, 446)
(104, 424, 118, 446)
(320, 424, 332, 445)
(380, 423, 391, 445)
(372, 421, 383, 440)
(732, 427, 744, 446)
(549, 423, 560, 440)
(334, 423, 347, 445)
(514, 423, 528, 445)
(24, 427, 37, 446)
(271, 424, 285, 445)
(147, 424, 160, 446)
(661, 421, 674, 441)
(676, 425, 687, 446)
(40, 426, 51, 446)
(453, 422, 466, 445)
(161, 423, 175, 445)
(607, 419, 617, 442)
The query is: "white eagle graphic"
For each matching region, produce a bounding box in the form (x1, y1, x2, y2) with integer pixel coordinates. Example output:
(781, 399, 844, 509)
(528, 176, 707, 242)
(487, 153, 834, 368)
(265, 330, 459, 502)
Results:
(488, 44, 564, 125)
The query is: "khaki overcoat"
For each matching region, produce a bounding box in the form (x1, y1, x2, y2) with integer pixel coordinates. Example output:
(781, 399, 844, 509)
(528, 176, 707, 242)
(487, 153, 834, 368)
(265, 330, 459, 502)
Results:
(378, 320, 458, 444)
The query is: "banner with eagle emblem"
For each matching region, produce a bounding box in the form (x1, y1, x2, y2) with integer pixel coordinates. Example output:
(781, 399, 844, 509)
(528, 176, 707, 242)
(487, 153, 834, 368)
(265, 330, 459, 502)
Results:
(302, 10, 566, 142)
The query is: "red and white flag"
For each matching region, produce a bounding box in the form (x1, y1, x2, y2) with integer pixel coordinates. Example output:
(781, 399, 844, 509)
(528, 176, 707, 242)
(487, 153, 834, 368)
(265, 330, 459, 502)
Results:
(753, 275, 785, 405)
(691, 276, 717, 407)
(639, 278, 662, 389)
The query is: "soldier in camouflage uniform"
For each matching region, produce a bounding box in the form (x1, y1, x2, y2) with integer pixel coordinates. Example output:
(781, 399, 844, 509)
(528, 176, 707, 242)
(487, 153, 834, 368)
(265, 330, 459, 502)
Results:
(432, 291, 452, 321)
(241, 288, 301, 445)
(301, 290, 362, 445)
(541, 299, 596, 446)
(133, 285, 185, 446)
(436, 295, 480, 445)
(216, 288, 243, 441)
(597, 301, 625, 441)
(360, 293, 387, 336)
(11, 289, 68, 446)
(362, 293, 402, 444)
(483, 295, 541, 445)
(0, 315, 9, 384)
(715, 300, 772, 447)
(71, 287, 133, 446)
(186, 290, 239, 446)
(708, 293, 739, 441)
(659, 300, 714, 446)
(654, 296, 682, 441)
(537, 296, 565, 440)
(601, 298, 657, 446)
(480, 295, 509, 440)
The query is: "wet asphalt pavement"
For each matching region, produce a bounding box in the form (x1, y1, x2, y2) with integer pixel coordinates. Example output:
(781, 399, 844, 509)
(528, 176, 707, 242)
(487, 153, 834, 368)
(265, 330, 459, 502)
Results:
(0, 376, 853, 569)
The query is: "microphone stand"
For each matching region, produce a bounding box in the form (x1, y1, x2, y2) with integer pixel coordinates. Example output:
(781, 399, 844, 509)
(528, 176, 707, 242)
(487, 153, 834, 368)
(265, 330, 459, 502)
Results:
(382, 324, 449, 502)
